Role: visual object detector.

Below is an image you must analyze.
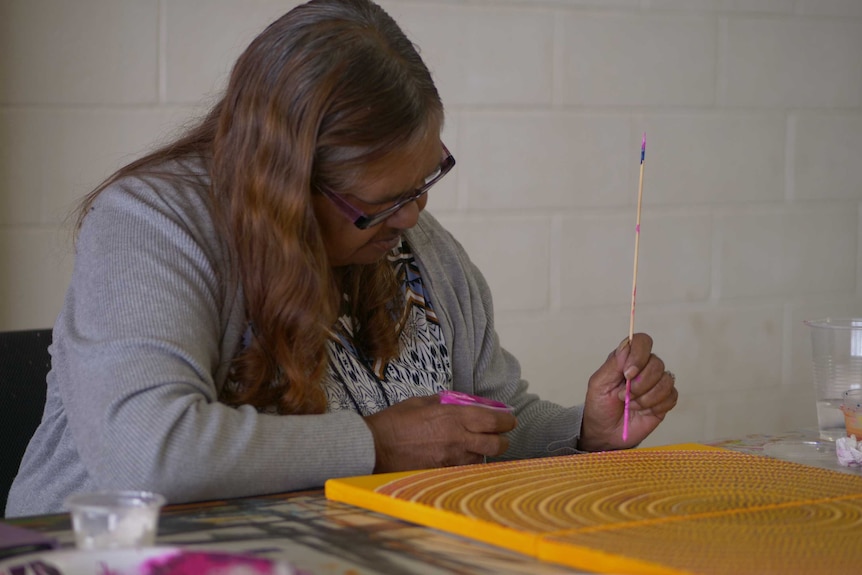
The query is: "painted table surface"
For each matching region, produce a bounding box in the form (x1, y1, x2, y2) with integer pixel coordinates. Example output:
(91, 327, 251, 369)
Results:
(5, 429, 850, 575)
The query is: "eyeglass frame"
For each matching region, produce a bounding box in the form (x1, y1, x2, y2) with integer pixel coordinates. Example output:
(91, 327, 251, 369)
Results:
(318, 143, 455, 230)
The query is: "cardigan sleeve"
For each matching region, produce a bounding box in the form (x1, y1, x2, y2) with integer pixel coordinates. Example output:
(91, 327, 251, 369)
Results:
(407, 212, 586, 459)
(53, 171, 376, 503)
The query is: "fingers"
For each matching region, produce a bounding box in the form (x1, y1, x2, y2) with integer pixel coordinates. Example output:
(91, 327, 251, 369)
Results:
(438, 405, 515, 459)
(581, 333, 678, 451)
(619, 333, 654, 380)
(630, 370, 679, 418)
(618, 352, 665, 401)
(461, 407, 514, 458)
(590, 333, 655, 396)
(364, 396, 516, 473)
(465, 429, 510, 458)
(463, 407, 517, 434)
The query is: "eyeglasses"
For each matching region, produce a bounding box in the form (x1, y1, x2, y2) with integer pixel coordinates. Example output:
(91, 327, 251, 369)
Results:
(319, 144, 455, 230)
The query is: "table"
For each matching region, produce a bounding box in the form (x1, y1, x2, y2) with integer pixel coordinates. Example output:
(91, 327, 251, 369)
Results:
(5, 429, 858, 575)
(9, 491, 582, 574)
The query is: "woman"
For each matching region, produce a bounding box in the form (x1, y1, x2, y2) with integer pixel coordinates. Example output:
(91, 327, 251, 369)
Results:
(6, 0, 677, 517)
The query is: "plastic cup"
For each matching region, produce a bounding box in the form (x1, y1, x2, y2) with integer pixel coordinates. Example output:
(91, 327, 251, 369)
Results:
(65, 490, 165, 550)
(804, 318, 862, 441)
(841, 388, 862, 438)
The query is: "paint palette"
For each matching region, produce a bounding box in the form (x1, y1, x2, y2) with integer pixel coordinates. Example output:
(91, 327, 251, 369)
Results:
(0, 547, 298, 575)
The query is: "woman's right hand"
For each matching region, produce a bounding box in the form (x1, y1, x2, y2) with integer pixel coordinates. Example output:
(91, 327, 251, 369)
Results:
(363, 394, 517, 473)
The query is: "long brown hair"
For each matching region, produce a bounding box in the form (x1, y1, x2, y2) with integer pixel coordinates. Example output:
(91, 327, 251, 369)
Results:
(76, 0, 444, 414)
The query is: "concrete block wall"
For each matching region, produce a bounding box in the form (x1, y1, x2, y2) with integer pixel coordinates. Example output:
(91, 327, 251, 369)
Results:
(2, 0, 861, 446)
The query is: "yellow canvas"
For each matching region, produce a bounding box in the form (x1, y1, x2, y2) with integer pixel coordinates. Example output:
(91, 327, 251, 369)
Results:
(325, 445, 862, 575)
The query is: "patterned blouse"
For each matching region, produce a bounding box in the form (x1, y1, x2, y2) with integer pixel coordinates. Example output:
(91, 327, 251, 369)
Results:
(323, 239, 453, 415)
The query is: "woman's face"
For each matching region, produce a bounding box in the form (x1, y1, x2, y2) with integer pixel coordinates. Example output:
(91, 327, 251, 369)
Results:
(312, 132, 443, 267)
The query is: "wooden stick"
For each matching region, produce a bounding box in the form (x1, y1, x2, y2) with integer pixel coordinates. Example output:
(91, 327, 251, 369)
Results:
(623, 133, 646, 442)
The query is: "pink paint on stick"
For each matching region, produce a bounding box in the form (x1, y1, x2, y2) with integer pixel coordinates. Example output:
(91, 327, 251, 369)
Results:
(623, 380, 631, 441)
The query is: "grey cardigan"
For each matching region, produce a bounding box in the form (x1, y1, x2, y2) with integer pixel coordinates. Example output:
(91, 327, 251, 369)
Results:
(6, 160, 583, 517)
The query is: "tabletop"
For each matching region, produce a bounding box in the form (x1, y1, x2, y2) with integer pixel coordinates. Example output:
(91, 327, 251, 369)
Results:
(5, 429, 858, 575)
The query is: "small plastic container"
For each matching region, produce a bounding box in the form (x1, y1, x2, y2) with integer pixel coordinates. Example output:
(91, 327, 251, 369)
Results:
(65, 490, 165, 550)
(840, 388, 862, 438)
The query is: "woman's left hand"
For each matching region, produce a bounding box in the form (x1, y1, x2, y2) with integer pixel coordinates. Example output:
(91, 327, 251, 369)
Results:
(577, 333, 678, 452)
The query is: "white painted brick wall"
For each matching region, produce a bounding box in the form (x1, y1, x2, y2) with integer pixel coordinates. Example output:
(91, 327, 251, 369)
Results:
(559, 12, 717, 107)
(722, 17, 862, 108)
(798, 0, 862, 16)
(165, 0, 302, 103)
(642, 112, 785, 205)
(460, 112, 632, 209)
(2, 0, 862, 446)
(795, 114, 862, 200)
(649, 0, 796, 12)
(0, 1, 159, 104)
(388, 4, 555, 106)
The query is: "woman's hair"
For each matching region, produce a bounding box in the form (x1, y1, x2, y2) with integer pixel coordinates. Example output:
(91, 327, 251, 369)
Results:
(76, 0, 444, 414)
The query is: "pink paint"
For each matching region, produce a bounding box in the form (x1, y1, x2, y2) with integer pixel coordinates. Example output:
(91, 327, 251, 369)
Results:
(636, 224, 640, 232)
(623, 379, 632, 441)
(142, 550, 285, 575)
(439, 390, 513, 413)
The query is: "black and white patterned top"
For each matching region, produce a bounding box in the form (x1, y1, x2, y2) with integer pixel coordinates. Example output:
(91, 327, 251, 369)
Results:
(323, 239, 452, 415)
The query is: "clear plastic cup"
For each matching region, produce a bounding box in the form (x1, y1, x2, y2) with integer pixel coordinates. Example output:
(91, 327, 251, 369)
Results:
(804, 318, 862, 441)
(65, 490, 165, 550)
(841, 388, 862, 438)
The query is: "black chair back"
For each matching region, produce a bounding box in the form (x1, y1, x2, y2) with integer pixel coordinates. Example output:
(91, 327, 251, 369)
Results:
(0, 329, 51, 518)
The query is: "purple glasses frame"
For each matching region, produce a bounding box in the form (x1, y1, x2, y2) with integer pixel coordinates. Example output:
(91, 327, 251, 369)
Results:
(319, 144, 455, 230)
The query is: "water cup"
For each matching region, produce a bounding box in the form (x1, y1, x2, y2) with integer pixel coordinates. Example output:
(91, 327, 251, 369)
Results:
(804, 318, 862, 441)
(65, 490, 165, 550)
(841, 388, 862, 438)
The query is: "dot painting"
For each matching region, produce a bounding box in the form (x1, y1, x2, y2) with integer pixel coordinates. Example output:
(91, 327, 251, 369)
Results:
(325, 446, 862, 575)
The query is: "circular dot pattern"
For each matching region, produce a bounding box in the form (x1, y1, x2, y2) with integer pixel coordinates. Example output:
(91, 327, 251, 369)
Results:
(375, 450, 862, 574)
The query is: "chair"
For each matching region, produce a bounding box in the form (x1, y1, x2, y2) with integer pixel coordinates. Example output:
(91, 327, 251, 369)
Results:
(0, 328, 51, 518)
